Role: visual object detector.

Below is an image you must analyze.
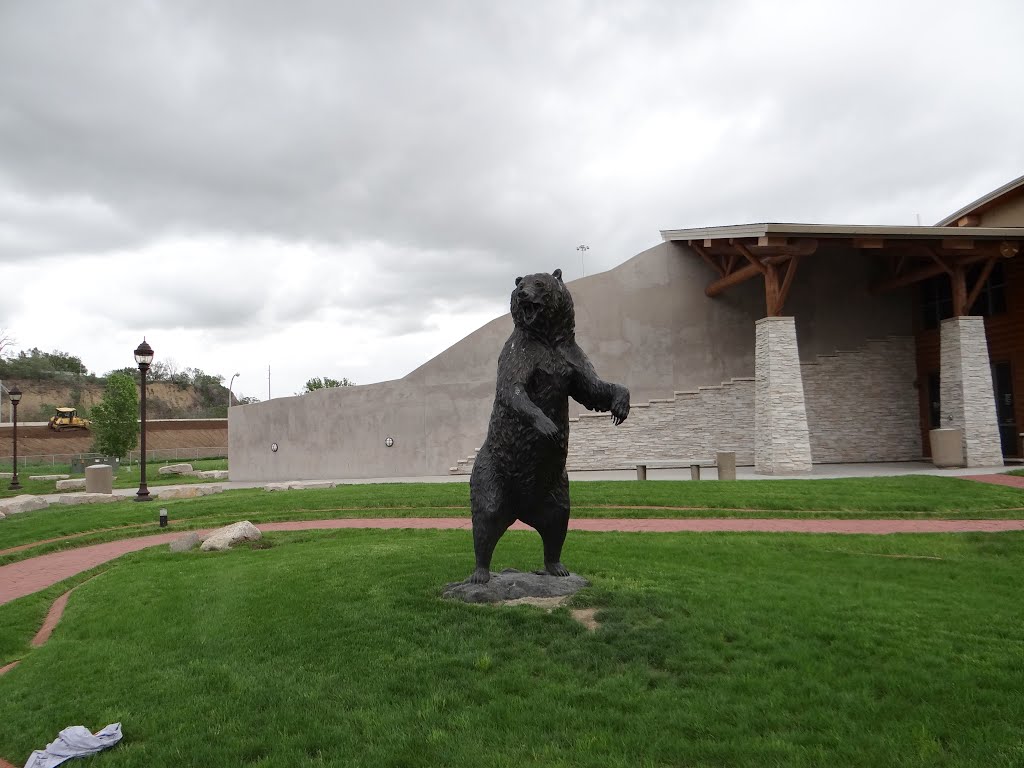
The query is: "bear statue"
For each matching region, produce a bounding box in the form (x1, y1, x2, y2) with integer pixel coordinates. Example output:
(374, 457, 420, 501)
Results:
(468, 268, 630, 584)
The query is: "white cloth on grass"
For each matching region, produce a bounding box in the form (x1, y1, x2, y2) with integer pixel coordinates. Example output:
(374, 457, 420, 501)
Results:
(23, 723, 122, 768)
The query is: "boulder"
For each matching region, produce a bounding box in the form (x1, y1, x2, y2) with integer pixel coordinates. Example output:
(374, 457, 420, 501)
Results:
(442, 569, 591, 604)
(157, 485, 225, 500)
(169, 531, 203, 553)
(55, 493, 122, 506)
(56, 478, 88, 491)
(28, 474, 70, 481)
(196, 470, 229, 480)
(200, 521, 262, 551)
(158, 463, 194, 476)
(263, 483, 292, 492)
(291, 481, 335, 490)
(0, 495, 49, 516)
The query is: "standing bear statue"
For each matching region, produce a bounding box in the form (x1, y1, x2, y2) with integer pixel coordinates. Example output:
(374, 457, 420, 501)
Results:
(468, 268, 630, 584)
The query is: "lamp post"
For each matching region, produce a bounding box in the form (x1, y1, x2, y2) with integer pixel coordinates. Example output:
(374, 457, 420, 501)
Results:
(134, 339, 154, 502)
(576, 244, 589, 278)
(8, 385, 21, 491)
(228, 372, 240, 408)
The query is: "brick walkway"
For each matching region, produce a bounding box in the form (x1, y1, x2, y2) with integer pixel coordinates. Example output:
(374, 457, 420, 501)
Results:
(963, 473, 1024, 489)
(4, 516, 1024, 606)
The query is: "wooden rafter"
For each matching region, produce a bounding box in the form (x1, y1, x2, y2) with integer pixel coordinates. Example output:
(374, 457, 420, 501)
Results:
(732, 241, 767, 274)
(964, 255, 999, 311)
(689, 242, 725, 277)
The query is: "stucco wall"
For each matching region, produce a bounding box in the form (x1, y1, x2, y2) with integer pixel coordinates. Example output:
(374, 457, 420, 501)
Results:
(230, 240, 914, 480)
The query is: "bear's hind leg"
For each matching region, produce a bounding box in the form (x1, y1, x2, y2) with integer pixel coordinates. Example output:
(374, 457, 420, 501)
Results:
(470, 470, 513, 584)
(535, 473, 571, 577)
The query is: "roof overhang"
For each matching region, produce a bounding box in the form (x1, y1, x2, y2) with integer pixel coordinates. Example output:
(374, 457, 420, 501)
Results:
(661, 222, 1024, 242)
(659, 222, 1022, 317)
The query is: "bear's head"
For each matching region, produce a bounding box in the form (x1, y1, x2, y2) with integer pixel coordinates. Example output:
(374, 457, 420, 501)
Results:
(510, 268, 575, 343)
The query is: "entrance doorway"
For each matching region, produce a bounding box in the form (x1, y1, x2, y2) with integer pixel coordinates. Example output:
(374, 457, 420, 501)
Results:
(992, 361, 1017, 456)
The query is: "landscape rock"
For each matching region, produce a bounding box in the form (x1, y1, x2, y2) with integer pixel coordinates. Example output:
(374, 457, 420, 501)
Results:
(200, 520, 262, 551)
(0, 495, 50, 516)
(156, 484, 224, 500)
(196, 470, 230, 480)
(291, 481, 335, 490)
(263, 483, 292, 491)
(29, 474, 70, 481)
(158, 463, 194, 476)
(442, 569, 591, 604)
(56, 478, 88, 491)
(55, 493, 122, 506)
(0, 472, 12, 479)
(0, 511, 5, 520)
(169, 531, 203, 553)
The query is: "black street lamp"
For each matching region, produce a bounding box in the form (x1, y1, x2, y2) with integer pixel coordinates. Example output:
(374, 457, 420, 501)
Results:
(8, 385, 21, 491)
(134, 339, 154, 502)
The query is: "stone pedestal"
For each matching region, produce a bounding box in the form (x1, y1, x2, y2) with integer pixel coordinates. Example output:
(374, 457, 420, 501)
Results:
(754, 317, 812, 473)
(85, 464, 113, 494)
(939, 316, 1003, 467)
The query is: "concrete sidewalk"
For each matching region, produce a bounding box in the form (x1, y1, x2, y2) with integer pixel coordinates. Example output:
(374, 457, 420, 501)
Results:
(32, 460, 1018, 501)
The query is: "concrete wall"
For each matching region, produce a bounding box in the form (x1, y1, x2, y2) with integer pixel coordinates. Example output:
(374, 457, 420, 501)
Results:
(230, 240, 914, 480)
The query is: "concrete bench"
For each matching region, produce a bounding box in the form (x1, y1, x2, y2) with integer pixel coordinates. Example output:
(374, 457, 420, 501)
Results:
(635, 460, 712, 481)
(635, 451, 737, 481)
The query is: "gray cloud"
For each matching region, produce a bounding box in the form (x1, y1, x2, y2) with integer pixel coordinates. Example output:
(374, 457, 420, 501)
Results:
(1, 0, 1022, 392)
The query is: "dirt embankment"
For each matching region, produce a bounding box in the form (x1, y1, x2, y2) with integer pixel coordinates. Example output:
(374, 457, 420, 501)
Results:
(0, 419, 228, 459)
(2, 380, 219, 423)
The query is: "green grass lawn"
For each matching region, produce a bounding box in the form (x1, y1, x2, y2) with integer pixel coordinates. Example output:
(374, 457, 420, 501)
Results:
(2, 476, 1022, 565)
(2, 529, 1023, 766)
(0, 458, 228, 499)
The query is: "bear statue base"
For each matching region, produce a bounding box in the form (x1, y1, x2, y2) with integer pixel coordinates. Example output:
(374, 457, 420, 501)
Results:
(442, 569, 590, 605)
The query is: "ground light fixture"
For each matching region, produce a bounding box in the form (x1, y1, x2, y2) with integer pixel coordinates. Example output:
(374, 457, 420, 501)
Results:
(8, 385, 22, 491)
(134, 339, 154, 502)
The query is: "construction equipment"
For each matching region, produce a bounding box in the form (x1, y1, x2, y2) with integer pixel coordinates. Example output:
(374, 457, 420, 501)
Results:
(49, 407, 91, 431)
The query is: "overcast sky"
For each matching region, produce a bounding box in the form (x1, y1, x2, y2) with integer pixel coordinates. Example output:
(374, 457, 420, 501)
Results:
(1, 0, 1022, 401)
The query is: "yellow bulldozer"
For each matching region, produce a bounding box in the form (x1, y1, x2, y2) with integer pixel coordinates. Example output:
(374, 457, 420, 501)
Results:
(48, 407, 91, 431)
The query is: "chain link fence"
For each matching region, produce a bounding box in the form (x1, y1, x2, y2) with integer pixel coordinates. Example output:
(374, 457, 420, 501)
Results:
(0, 447, 227, 470)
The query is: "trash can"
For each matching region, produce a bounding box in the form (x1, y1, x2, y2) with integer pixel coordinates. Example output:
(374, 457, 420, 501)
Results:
(716, 451, 737, 480)
(85, 464, 114, 494)
(930, 428, 964, 468)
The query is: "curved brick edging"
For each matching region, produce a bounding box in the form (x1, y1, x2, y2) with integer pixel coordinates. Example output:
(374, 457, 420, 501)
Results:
(4, 517, 1024, 606)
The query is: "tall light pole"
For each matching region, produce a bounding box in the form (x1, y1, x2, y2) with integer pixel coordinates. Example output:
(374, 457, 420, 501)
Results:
(228, 372, 240, 408)
(8, 385, 21, 491)
(576, 244, 589, 278)
(134, 339, 154, 502)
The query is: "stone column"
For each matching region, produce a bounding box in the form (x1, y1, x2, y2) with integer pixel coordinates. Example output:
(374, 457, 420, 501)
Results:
(940, 316, 1002, 467)
(755, 317, 812, 473)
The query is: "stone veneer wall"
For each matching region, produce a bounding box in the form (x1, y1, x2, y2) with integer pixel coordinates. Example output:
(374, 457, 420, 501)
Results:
(452, 335, 925, 473)
(754, 317, 812, 473)
(552, 335, 921, 473)
(802, 336, 920, 463)
(940, 316, 1003, 466)
(562, 378, 756, 471)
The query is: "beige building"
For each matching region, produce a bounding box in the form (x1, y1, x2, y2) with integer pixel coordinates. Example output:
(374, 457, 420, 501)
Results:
(229, 176, 1024, 479)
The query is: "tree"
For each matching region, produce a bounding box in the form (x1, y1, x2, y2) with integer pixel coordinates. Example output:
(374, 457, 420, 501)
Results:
(90, 373, 139, 458)
(0, 329, 14, 358)
(300, 376, 355, 394)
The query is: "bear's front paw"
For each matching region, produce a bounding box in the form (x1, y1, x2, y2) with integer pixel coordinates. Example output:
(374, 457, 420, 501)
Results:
(469, 567, 492, 584)
(535, 415, 560, 442)
(610, 386, 630, 425)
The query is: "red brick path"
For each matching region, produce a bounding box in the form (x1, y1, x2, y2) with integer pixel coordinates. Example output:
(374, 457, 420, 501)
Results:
(4, 517, 1024, 606)
(963, 473, 1024, 489)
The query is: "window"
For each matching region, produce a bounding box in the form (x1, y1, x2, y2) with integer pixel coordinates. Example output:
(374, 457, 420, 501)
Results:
(920, 262, 1006, 330)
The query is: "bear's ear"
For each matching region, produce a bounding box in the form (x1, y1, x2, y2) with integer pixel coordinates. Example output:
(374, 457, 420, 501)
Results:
(553, 268, 563, 282)
(515, 276, 523, 286)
